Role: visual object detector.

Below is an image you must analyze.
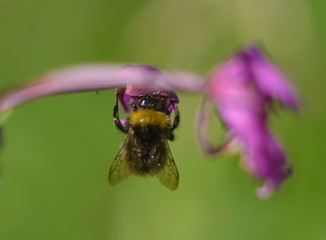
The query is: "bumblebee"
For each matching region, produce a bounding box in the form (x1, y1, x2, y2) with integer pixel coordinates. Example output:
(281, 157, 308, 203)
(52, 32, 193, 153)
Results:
(109, 92, 180, 190)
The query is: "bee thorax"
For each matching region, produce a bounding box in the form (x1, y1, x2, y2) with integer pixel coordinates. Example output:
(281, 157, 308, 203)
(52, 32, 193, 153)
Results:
(129, 108, 169, 129)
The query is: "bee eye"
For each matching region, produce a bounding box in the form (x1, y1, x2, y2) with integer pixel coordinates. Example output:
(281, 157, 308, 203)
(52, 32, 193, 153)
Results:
(129, 99, 137, 111)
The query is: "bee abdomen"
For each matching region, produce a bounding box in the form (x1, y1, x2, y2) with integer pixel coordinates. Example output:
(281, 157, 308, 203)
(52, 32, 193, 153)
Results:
(129, 154, 163, 175)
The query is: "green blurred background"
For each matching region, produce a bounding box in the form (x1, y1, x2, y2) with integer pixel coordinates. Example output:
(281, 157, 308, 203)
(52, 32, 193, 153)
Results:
(0, 0, 325, 239)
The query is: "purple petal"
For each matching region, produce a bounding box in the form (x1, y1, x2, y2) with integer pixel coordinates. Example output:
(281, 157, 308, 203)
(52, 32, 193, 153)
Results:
(243, 45, 299, 109)
(163, 70, 206, 92)
(217, 105, 291, 197)
(206, 51, 293, 197)
(0, 64, 205, 114)
(196, 97, 232, 154)
(0, 64, 129, 113)
(123, 65, 175, 97)
(116, 65, 180, 113)
(207, 56, 266, 112)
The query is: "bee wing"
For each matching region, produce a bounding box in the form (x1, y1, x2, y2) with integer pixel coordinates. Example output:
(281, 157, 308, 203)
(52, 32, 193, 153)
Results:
(157, 140, 179, 190)
(108, 137, 131, 186)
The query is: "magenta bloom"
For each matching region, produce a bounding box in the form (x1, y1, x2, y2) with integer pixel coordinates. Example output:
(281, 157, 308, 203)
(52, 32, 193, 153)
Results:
(0, 44, 298, 197)
(116, 65, 179, 114)
(197, 45, 298, 198)
(0, 64, 203, 114)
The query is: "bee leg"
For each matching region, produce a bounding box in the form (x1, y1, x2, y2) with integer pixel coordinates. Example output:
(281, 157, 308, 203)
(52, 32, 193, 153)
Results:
(113, 96, 128, 134)
(167, 132, 175, 141)
(171, 107, 180, 132)
(167, 107, 180, 141)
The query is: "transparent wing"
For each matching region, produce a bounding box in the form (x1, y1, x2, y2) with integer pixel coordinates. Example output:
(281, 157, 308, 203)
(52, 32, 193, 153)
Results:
(108, 137, 131, 186)
(157, 140, 179, 190)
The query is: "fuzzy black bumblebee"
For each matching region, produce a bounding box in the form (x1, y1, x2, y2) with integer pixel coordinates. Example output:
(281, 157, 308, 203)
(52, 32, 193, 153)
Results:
(109, 93, 180, 190)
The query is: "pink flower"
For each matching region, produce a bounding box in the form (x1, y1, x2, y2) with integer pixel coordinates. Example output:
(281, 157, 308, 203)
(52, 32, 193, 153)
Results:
(0, 44, 298, 197)
(0, 64, 204, 114)
(116, 65, 179, 114)
(197, 45, 298, 198)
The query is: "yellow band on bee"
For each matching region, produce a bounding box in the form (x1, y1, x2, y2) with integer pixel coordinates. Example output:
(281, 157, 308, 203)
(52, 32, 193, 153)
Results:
(130, 109, 168, 128)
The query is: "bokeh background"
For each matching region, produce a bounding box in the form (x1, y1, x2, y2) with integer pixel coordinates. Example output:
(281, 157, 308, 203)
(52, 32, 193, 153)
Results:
(0, 0, 325, 239)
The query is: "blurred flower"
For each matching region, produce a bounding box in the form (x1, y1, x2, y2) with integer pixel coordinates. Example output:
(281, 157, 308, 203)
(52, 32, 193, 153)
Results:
(197, 45, 298, 198)
(0, 64, 204, 114)
(0, 44, 298, 197)
(116, 65, 179, 114)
